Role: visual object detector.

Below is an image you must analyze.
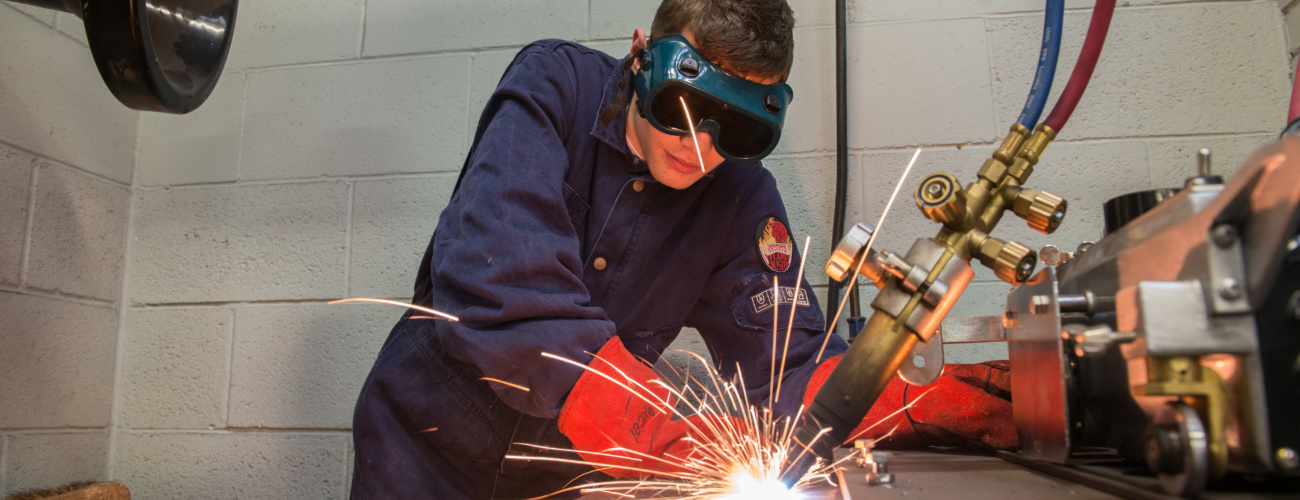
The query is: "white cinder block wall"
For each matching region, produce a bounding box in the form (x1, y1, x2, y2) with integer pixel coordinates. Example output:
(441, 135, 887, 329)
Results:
(0, 3, 137, 495)
(0, 0, 1292, 497)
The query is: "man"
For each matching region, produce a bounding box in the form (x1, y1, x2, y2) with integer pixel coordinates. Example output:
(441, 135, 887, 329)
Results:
(351, 1, 1013, 498)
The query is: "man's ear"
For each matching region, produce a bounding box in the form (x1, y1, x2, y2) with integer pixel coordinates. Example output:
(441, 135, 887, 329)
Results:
(629, 28, 648, 70)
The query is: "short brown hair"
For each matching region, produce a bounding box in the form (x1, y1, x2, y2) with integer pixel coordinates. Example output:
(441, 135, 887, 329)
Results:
(651, 0, 796, 82)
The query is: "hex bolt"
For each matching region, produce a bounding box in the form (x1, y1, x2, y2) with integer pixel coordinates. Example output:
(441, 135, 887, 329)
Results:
(854, 439, 881, 469)
(1211, 225, 1238, 248)
(1197, 148, 1213, 177)
(1219, 279, 1244, 301)
(927, 182, 944, 197)
(1277, 448, 1300, 471)
(1003, 310, 1019, 328)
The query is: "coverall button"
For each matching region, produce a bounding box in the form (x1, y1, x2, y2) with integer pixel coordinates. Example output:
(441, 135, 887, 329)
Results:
(593, 257, 607, 271)
(632, 180, 645, 192)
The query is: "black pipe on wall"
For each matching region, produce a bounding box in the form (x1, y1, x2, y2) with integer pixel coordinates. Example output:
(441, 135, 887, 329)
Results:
(827, 0, 858, 330)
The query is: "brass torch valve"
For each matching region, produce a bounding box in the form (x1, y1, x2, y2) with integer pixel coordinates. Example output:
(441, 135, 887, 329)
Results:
(968, 230, 1036, 284)
(1007, 187, 1068, 234)
(915, 173, 968, 227)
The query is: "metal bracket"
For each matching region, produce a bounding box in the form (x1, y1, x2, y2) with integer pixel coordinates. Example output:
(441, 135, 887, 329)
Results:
(1007, 266, 1072, 463)
(939, 315, 1008, 343)
(898, 336, 944, 386)
(1136, 281, 1257, 356)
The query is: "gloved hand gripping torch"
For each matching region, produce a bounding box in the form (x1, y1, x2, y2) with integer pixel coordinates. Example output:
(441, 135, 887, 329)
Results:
(783, 125, 1070, 483)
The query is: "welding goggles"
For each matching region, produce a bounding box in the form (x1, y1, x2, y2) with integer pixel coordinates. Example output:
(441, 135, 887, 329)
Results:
(633, 34, 793, 163)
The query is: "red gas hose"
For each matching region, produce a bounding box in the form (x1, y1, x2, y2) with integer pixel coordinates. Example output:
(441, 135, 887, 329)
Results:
(1042, 0, 1117, 132)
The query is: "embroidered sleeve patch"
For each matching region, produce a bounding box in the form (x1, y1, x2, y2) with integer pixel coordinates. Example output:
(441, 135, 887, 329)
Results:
(750, 286, 811, 314)
(755, 216, 792, 272)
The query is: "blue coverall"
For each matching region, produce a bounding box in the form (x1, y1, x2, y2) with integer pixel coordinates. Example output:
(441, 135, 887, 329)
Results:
(350, 39, 849, 499)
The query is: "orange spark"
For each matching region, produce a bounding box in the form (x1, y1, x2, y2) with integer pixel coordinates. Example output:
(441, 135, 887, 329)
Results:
(480, 377, 531, 392)
(328, 297, 459, 322)
(680, 96, 707, 173)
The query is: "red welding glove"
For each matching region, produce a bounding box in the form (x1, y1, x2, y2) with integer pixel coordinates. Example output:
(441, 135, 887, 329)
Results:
(802, 356, 1017, 450)
(558, 337, 749, 479)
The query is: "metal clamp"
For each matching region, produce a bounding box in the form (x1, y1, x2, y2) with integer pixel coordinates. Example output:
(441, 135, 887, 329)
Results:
(871, 238, 975, 343)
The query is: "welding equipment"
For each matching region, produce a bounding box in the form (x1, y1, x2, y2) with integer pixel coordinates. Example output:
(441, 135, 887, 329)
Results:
(633, 34, 793, 163)
(6, 0, 238, 113)
(783, 0, 1112, 488)
(789, 0, 1300, 495)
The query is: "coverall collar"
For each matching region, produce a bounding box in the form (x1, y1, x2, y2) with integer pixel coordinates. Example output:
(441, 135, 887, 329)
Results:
(591, 55, 649, 175)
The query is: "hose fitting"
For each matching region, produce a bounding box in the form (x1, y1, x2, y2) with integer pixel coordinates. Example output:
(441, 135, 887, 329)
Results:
(993, 124, 1031, 166)
(1009, 124, 1058, 183)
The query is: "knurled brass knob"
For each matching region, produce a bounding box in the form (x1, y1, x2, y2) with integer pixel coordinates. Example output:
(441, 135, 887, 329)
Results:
(1013, 189, 1068, 234)
(977, 237, 1036, 284)
(915, 173, 967, 227)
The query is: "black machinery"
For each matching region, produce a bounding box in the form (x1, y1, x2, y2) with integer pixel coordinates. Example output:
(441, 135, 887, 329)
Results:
(7, 0, 238, 113)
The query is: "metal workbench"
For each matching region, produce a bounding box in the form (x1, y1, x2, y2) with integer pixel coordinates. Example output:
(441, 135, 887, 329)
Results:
(576, 448, 1300, 499)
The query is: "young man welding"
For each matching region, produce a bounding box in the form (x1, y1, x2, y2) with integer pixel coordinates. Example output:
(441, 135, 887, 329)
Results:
(350, 1, 1014, 498)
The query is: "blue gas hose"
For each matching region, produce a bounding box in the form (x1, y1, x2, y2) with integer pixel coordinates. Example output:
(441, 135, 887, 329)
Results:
(1016, 0, 1064, 129)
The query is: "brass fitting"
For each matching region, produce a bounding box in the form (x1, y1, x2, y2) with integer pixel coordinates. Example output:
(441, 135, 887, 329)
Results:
(972, 236, 1036, 284)
(976, 159, 1009, 186)
(1008, 124, 1058, 183)
(1011, 188, 1068, 234)
(993, 124, 1031, 166)
(1137, 356, 1231, 480)
(915, 173, 967, 227)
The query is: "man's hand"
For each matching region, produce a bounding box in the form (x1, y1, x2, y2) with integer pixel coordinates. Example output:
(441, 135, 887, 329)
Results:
(558, 337, 749, 479)
(800, 356, 1017, 450)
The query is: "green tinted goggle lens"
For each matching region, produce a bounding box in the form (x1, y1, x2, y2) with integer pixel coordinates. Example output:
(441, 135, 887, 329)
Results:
(647, 85, 776, 161)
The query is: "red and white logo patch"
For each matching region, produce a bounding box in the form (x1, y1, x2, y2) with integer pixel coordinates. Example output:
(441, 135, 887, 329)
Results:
(755, 216, 792, 272)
